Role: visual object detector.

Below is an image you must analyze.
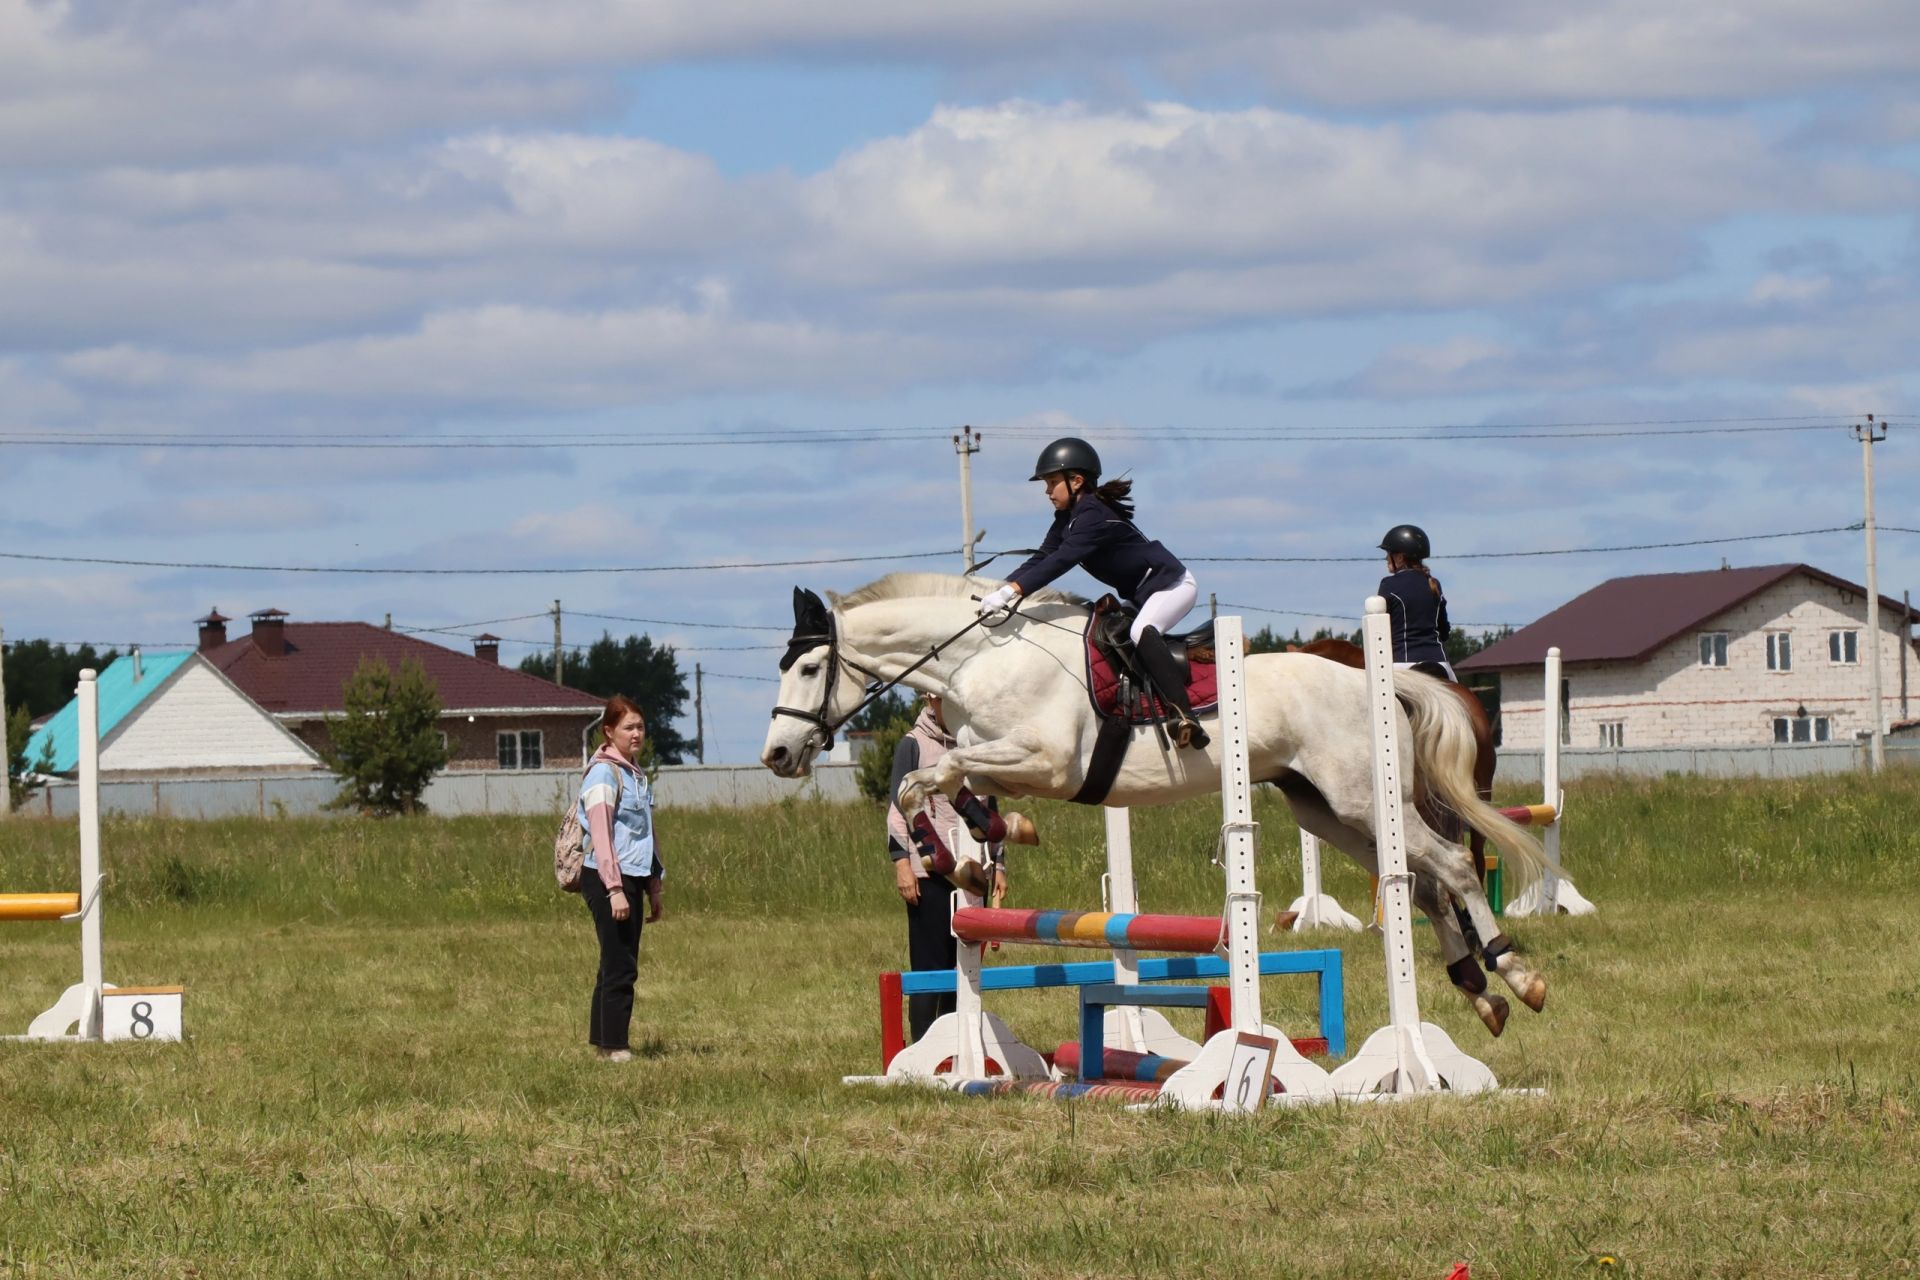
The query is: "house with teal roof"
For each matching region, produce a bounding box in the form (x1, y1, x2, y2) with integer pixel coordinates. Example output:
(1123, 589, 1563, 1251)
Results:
(23, 649, 321, 778)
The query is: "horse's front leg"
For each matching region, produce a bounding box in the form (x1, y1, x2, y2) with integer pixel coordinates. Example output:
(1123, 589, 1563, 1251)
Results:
(897, 727, 1074, 813)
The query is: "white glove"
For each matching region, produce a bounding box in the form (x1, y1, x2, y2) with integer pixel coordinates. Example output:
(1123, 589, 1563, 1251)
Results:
(978, 584, 1018, 615)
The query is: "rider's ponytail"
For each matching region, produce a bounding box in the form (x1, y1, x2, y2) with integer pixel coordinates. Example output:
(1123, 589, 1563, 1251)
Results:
(1092, 477, 1135, 520)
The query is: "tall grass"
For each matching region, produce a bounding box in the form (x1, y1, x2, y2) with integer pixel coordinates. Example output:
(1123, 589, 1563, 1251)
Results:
(2, 771, 1917, 1277)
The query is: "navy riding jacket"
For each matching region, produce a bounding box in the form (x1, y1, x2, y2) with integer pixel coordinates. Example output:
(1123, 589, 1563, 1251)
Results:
(1379, 568, 1451, 664)
(1008, 493, 1188, 607)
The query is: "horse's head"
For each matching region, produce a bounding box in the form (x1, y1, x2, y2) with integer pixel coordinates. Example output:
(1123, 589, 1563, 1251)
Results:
(761, 586, 867, 777)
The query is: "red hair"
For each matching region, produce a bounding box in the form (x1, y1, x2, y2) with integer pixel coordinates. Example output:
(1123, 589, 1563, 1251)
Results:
(602, 695, 646, 736)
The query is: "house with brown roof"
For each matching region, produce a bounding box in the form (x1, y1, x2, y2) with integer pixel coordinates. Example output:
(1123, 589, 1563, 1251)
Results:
(1459, 564, 1915, 750)
(196, 608, 605, 770)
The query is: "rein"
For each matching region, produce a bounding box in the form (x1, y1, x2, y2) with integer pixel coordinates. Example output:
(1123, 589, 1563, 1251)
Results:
(769, 605, 1007, 753)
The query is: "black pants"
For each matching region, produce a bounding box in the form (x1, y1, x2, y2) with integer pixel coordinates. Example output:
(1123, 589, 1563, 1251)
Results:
(582, 871, 648, 1051)
(904, 873, 959, 1042)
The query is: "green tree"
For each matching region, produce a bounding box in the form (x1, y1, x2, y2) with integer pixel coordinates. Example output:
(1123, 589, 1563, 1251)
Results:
(853, 691, 921, 804)
(2, 640, 121, 718)
(6, 703, 55, 808)
(325, 657, 449, 815)
(520, 632, 690, 763)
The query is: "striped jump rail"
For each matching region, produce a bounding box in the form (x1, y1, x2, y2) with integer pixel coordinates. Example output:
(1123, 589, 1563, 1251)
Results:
(954, 1079, 1166, 1104)
(951, 907, 1223, 954)
(1499, 803, 1557, 826)
(0, 894, 83, 923)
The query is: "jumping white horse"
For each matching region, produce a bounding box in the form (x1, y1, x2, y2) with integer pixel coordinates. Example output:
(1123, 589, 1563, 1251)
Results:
(761, 574, 1550, 1035)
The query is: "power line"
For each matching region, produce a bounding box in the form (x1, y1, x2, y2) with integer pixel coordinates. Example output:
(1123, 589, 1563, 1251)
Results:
(568, 610, 788, 632)
(1190, 524, 1863, 564)
(1218, 601, 1518, 629)
(0, 548, 955, 576)
(0, 416, 1867, 451)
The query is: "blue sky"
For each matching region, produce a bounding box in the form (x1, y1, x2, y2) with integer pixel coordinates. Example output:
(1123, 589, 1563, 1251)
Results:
(2, 1, 1916, 761)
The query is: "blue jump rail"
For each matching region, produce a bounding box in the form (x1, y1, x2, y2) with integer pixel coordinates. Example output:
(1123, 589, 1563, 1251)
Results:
(895, 949, 1345, 1059)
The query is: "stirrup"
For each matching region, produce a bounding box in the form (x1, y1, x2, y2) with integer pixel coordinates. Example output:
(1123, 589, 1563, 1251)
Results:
(1174, 718, 1210, 750)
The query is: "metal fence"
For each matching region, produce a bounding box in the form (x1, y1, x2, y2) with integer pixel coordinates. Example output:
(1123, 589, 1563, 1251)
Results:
(14, 742, 1916, 820)
(17, 763, 863, 820)
(1492, 741, 1920, 785)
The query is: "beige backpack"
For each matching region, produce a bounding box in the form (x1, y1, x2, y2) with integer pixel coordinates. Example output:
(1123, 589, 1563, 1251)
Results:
(553, 763, 622, 893)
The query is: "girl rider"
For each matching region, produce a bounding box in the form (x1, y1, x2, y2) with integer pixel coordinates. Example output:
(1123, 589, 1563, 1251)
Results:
(1377, 523, 1457, 682)
(977, 437, 1209, 750)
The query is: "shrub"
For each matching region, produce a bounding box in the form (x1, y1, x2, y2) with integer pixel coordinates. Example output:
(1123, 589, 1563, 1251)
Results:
(324, 657, 450, 815)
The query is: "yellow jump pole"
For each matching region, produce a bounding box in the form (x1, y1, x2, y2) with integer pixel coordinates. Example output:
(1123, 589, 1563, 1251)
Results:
(0, 894, 83, 921)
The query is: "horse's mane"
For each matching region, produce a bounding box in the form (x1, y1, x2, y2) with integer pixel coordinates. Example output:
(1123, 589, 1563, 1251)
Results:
(830, 572, 1088, 611)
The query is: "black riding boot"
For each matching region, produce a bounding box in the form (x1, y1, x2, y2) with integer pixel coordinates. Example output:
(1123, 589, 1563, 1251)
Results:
(1134, 626, 1209, 749)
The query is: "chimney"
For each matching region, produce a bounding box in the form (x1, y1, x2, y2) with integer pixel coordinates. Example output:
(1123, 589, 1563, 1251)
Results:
(249, 608, 289, 658)
(131, 646, 142, 682)
(196, 608, 231, 652)
(472, 633, 501, 665)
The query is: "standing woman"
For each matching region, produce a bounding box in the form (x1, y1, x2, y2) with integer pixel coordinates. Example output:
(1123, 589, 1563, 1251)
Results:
(885, 694, 1010, 1042)
(1378, 524, 1456, 682)
(977, 436, 1210, 749)
(580, 695, 665, 1062)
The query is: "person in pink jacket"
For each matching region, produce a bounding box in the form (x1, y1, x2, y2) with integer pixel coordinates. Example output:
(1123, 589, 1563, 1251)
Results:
(578, 694, 665, 1062)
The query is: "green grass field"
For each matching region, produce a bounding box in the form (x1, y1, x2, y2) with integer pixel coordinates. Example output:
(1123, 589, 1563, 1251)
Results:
(3, 774, 1918, 1278)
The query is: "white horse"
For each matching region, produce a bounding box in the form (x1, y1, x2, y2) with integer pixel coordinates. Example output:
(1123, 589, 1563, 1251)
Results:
(760, 573, 1550, 1035)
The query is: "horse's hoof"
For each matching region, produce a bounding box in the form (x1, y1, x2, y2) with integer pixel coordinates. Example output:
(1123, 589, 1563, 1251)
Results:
(1492, 952, 1548, 1012)
(1003, 811, 1041, 846)
(1471, 992, 1509, 1037)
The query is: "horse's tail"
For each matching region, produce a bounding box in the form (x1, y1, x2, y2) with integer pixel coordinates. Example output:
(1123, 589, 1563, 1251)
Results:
(1393, 671, 1546, 895)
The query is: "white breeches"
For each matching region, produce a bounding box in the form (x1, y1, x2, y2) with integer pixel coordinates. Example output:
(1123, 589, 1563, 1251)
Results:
(1395, 658, 1459, 683)
(1130, 571, 1200, 644)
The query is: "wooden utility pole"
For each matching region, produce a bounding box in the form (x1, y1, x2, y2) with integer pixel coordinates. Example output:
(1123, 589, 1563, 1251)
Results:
(694, 663, 706, 764)
(954, 426, 983, 572)
(1856, 415, 1887, 771)
(551, 600, 564, 687)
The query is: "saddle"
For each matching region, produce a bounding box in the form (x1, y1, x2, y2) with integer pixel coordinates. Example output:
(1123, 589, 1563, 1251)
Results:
(1072, 597, 1220, 806)
(1083, 595, 1219, 725)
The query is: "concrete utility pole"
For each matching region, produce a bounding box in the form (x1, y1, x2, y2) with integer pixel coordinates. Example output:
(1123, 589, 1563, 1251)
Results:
(1856, 415, 1887, 772)
(552, 600, 564, 688)
(1, 617, 11, 817)
(954, 426, 983, 573)
(694, 662, 705, 764)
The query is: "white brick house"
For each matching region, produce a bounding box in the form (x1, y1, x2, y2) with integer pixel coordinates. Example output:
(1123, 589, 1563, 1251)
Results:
(1460, 564, 1915, 749)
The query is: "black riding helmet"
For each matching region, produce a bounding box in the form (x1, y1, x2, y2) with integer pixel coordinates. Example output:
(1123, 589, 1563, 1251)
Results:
(1378, 524, 1431, 560)
(1029, 437, 1101, 483)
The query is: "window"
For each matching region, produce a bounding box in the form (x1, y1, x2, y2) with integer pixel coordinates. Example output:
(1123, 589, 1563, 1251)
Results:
(499, 730, 544, 769)
(1559, 677, 1571, 746)
(1599, 721, 1624, 748)
(1772, 715, 1831, 744)
(1765, 632, 1792, 672)
(1699, 632, 1729, 667)
(1829, 630, 1859, 664)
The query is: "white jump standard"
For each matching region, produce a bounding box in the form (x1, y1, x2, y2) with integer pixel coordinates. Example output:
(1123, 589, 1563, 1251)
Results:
(1501, 646, 1597, 917)
(1326, 598, 1501, 1097)
(3, 669, 182, 1043)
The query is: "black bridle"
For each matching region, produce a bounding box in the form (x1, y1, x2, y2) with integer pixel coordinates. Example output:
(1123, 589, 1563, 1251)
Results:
(770, 585, 1004, 754)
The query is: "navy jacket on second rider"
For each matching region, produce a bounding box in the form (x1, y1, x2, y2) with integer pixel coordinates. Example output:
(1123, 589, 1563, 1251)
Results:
(1008, 493, 1188, 608)
(1378, 567, 1451, 665)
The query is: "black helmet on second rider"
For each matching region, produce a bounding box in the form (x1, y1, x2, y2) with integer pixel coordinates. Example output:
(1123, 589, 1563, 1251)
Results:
(1030, 437, 1101, 484)
(1378, 524, 1430, 560)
